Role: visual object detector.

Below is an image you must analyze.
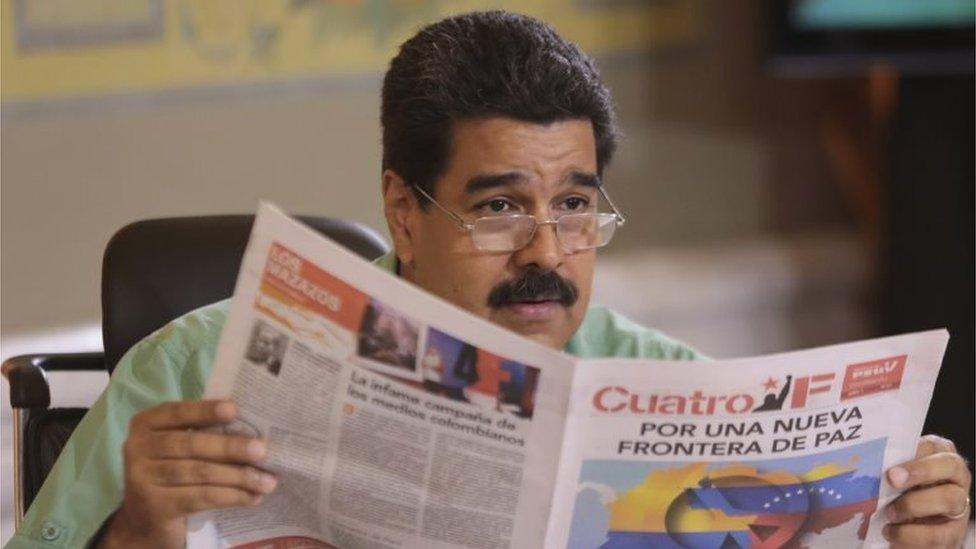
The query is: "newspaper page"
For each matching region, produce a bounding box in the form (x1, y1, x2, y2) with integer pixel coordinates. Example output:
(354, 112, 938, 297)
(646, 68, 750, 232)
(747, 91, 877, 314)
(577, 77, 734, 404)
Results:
(187, 203, 578, 548)
(545, 330, 947, 549)
(188, 203, 947, 549)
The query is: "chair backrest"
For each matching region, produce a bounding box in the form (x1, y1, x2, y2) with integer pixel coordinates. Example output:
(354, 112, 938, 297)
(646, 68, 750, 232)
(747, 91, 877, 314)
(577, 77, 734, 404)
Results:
(101, 215, 389, 373)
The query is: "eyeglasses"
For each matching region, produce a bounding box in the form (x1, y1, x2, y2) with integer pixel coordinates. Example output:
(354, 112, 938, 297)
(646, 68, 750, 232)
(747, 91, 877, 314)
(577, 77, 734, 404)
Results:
(413, 185, 626, 253)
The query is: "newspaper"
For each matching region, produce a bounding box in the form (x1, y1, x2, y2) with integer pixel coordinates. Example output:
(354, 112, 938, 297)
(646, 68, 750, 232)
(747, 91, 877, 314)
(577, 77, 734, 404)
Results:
(187, 203, 948, 549)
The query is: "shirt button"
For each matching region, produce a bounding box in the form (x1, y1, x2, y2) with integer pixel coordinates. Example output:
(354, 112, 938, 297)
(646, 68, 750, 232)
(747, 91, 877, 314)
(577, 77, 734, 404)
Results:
(41, 522, 61, 541)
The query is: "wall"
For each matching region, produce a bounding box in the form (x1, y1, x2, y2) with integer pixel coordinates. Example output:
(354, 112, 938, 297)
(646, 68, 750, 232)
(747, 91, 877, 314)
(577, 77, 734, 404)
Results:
(2, 83, 386, 333)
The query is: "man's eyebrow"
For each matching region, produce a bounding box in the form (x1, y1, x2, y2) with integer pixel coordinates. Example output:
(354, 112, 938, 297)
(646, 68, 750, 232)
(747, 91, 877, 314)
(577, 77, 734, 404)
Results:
(464, 172, 528, 194)
(462, 170, 602, 194)
(566, 171, 602, 188)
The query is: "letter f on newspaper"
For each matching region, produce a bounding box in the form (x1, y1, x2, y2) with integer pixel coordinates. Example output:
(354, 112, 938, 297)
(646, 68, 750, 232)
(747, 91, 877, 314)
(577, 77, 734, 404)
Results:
(187, 202, 949, 549)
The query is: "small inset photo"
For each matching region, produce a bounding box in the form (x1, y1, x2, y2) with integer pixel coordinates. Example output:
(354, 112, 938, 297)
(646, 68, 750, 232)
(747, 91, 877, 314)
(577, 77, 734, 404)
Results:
(356, 297, 421, 379)
(245, 319, 289, 377)
(421, 327, 540, 419)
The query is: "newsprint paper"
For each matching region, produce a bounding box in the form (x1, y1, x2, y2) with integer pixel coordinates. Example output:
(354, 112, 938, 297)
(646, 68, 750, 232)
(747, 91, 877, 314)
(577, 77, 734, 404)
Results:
(188, 202, 948, 549)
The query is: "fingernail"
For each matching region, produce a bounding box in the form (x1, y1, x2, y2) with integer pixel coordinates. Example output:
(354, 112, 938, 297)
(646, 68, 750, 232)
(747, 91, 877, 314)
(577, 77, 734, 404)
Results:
(885, 504, 898, 521)
(215, 401, 236, 420)
(882, 524, 891, 541)
(247, 440, 267, 461)
(888, 466, 909, 487)
(251, 495, 264, 506)
(260, 473, 278, 493)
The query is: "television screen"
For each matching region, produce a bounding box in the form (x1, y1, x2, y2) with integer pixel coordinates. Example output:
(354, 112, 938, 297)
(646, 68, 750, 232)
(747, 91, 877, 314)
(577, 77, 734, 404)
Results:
(795, 0, 974, 30)
(767, 0, 975, 76)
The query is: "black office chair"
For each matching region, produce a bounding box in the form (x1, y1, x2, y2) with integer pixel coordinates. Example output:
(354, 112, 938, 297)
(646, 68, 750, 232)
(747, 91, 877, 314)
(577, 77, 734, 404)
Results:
(2, 215, 390, 528)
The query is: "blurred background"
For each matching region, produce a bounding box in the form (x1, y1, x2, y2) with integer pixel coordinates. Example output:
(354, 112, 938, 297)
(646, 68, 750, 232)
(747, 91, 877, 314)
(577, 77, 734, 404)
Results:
(1, 0, 973, 543)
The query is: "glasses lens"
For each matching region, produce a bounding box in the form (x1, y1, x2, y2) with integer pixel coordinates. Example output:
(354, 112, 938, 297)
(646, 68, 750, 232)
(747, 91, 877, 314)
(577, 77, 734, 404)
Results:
(471, 216, 537, 251)
(557, 214, 617, 251)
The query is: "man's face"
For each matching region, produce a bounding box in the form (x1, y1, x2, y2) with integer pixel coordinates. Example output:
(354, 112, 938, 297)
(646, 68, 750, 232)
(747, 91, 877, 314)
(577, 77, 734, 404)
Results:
(252, 326, 277, 360)
(384, 117, 599, 349)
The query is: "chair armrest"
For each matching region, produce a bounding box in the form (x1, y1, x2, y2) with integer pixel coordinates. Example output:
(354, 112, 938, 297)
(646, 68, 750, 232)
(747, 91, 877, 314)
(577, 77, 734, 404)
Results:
(2, 353, 105, 409)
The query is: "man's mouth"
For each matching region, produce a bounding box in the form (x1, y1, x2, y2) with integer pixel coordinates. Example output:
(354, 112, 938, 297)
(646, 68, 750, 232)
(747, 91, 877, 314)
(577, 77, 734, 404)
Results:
(503, 297, 563, 320)
(511, 293, 561, 304)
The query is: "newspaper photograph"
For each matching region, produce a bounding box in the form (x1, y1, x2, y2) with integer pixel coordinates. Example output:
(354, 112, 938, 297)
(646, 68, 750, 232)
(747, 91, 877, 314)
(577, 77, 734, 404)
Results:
(187, 203, 948, 549)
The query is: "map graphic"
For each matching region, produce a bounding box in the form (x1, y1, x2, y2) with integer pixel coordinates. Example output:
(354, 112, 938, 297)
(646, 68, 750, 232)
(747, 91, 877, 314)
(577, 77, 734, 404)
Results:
(568, 438, 885, 549)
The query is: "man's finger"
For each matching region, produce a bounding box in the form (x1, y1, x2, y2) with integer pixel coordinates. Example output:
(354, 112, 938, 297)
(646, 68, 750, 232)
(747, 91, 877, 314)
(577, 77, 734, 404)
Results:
(915, 434, 956, 459)
(146, 431, 267, 464)
(885, 484, 970, 523)
(883, 520, 963, 548)
(887, 452, 971, 490)
(149, 460, 277, 495)
(131, 400, 237, 431)
(163, 485, 265, 516)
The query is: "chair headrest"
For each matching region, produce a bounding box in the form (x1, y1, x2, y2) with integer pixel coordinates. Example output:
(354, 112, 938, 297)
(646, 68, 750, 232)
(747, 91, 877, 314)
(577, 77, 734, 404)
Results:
(101, 215, 390, 374)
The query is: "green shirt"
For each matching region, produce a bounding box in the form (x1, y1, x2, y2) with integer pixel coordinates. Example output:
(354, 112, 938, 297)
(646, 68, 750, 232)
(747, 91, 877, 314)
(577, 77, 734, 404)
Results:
(8, 252, 703, 548)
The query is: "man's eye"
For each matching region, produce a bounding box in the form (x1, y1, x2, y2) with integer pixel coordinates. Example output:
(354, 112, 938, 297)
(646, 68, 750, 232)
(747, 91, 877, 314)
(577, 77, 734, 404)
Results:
(480, 199, 514, 214)
(562, 197, 589, 211)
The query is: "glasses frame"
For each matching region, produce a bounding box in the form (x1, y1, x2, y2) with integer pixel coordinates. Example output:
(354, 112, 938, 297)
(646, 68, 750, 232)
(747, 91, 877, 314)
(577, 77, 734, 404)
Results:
(412, 183, 627, 252)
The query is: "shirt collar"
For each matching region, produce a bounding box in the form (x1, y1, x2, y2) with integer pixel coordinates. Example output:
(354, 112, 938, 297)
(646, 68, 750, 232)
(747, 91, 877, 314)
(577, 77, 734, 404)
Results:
(372, 250, 399, 274)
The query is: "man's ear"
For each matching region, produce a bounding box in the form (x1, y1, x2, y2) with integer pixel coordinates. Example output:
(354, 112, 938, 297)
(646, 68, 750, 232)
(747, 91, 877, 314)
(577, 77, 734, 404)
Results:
(382, 169, 417, 267)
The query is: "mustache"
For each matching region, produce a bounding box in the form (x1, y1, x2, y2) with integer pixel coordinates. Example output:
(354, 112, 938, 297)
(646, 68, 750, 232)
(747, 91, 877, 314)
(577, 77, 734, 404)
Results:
(487, 268, 579, 308)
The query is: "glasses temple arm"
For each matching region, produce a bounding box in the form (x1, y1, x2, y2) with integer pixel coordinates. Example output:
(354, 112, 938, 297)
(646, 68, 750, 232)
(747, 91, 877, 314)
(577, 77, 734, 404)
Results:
(598, 185, 626, 225)
(411, 185, 473, 229)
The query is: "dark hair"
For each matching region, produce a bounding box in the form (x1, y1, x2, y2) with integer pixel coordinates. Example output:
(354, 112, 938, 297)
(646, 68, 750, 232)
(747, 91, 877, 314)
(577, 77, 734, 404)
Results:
(381, 10, 618, 202)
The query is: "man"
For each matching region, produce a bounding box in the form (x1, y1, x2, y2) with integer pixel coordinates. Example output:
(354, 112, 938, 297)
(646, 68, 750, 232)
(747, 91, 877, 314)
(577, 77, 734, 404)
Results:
(9, 11, 970, 549)
(245, 321, 285, 376)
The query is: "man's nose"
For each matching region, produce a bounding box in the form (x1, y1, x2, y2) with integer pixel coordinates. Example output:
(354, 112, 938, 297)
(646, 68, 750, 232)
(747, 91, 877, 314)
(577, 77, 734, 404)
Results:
(512, 218, 563, 271)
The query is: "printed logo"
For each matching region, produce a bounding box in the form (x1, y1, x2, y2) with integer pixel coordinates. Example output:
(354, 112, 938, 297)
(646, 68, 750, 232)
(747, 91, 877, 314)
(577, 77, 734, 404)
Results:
(591, 370, 840, 416)
(841, 355, 906, 400)
(752, 373, 836, 412)
(789, 373, 836, 409)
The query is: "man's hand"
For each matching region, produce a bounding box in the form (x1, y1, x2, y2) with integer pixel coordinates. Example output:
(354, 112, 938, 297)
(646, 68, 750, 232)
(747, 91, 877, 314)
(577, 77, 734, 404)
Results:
(884, 435, 972, 548)
(100, 400, 278, 549)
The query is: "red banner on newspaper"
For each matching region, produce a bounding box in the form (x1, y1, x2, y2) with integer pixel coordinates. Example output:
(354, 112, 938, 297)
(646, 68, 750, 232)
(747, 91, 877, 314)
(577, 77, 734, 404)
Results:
(841, 355, 906, 400)
(258, 242, 367, 331)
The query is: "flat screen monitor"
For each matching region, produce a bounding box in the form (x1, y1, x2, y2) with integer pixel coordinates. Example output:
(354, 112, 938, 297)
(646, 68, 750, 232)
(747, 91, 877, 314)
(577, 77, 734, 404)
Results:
(767, 0, 975, 76)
